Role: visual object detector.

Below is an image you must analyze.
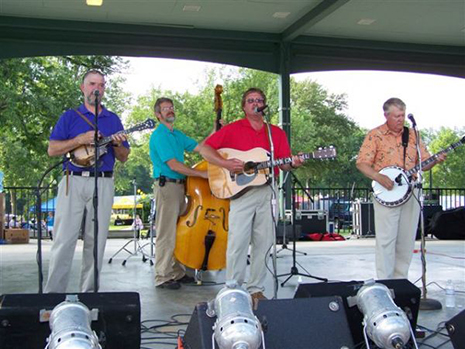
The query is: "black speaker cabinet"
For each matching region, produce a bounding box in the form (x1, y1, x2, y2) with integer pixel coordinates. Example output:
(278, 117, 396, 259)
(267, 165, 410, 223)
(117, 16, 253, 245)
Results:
(183, 297, 354, 349)
(294, 279, 421, 346)
(0, 292, 141, 349)
(446, 310, 465, 349)
(416, 204, 443, 239)
(353, 202, 375, 236)
(276, 222, 302, 243)
(286, 210, 328, 234)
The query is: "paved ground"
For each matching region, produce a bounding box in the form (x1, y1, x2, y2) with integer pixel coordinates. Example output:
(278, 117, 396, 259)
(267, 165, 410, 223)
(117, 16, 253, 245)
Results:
(1, 236, 464, 348)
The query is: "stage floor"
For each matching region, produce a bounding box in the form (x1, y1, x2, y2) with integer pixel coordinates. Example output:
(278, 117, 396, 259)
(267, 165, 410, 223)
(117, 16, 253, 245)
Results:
(1, 237, 464, 348)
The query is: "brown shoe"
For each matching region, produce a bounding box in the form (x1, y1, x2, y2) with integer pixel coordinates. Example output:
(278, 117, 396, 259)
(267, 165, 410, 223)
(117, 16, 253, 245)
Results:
(251, 292, 267, 310)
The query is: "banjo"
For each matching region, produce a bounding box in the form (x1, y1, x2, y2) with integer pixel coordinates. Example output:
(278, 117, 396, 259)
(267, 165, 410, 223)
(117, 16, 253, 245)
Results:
(372, 136, 464, 207)
(69, 118, 156, 168)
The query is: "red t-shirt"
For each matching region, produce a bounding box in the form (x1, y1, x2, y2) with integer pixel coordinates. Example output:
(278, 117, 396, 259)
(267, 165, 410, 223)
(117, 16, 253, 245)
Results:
(205, 118, 292, 175)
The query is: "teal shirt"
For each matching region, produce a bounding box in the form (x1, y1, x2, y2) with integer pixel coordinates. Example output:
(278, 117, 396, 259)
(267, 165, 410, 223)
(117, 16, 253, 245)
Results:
(149, 123, 198, 180)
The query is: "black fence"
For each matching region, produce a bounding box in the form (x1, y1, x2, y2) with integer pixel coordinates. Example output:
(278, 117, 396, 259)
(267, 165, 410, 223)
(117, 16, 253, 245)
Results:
(1, 185, 464, 237)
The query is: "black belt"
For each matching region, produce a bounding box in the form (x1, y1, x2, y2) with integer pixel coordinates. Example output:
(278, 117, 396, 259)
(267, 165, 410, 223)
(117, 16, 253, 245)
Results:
(155, 177, 186, 184)
(68, 171, 114, 178)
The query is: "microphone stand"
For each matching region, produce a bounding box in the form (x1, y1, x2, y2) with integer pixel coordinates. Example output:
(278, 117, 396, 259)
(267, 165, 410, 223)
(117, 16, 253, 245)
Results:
(262, 109, 279, 299)
(36, 157, 70, 293)
(412, 120, 441, 310)
(92, 91, 100, 293)
(278, 171, 328, 287)
(276, 171, 307, 257)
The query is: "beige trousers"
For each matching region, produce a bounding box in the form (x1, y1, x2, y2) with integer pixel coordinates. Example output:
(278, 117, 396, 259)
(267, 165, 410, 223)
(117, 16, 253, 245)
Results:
(45, 175, 114, 293)
(373, 189, 420, 279)
(153, 181, 186, 286)
(227, 184, 274, 295)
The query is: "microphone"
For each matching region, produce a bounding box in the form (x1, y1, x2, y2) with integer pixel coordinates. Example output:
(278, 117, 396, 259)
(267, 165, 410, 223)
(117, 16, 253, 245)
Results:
(254, 105, 268, 114)
(408, 113, 416, 127)
(93, 89, 100, 97)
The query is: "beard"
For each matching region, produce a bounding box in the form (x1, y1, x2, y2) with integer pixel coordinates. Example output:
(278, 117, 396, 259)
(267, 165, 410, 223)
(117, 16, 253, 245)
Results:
(86, 94, 100, 106)
(165, 115, 176, 123)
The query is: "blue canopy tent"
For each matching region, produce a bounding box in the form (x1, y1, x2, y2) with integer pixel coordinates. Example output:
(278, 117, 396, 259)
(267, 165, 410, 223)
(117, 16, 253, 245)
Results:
(30, 197, 56, 213)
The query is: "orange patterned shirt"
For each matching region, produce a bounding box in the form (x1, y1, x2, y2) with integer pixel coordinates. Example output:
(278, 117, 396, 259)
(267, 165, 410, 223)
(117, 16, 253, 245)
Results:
(357, 123, 430, 172)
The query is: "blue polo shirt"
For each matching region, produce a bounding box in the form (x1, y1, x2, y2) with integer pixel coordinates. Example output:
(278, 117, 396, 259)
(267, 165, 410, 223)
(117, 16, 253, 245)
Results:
(50, 104, 129, 172)
(149, 123, 198, 180)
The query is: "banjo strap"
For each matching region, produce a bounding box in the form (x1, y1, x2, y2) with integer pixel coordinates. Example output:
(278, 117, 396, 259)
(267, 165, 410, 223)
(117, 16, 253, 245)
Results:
(402, 126, 409, 168)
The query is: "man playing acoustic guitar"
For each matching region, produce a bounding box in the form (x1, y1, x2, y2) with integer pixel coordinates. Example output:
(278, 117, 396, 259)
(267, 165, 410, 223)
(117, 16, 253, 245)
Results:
(200, 88, 303, 306)
(45, 69, 130, 293)
(356, 97, 445, 280)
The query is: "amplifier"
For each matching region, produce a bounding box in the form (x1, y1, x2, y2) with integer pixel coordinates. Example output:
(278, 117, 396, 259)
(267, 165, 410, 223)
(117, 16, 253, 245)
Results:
(352, 201, 375, 237)
(286, 210, 328, 234)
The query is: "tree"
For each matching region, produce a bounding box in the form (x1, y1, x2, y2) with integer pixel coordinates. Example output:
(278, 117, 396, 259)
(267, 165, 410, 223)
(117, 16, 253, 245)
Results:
(0, 56, 129, 187)
(423, 127, 465, 188)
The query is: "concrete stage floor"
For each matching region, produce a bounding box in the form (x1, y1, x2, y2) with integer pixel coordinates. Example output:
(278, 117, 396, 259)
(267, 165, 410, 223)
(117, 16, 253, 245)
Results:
(1, 237, 464, 348)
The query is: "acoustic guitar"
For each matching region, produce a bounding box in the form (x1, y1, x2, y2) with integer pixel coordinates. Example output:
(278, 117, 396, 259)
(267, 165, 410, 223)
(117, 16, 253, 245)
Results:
(207, 146, 336, 199)
(69, 118, 156, 168)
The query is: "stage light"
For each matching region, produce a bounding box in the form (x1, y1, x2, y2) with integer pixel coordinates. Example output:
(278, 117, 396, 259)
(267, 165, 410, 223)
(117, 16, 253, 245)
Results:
(356, 281, 417, 349)
(206, 281, 263, 349)
(46, 295, 101, 349)
(86, 0, 103, 7)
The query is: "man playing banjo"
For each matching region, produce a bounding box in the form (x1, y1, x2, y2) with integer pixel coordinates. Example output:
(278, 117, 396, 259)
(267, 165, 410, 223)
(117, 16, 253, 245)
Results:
(356, 97, 446, 280)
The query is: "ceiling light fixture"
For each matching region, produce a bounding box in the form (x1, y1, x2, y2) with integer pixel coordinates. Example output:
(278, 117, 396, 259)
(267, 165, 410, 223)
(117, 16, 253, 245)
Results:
(183, 5, 201, 12)
(273, 12, 290, 19)
(86, 0, 103, 6)
(357, 18, 376, 26)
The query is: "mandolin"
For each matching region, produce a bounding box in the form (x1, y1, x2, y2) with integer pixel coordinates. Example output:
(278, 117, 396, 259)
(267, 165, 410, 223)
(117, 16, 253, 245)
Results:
(69, 118, 155, 168)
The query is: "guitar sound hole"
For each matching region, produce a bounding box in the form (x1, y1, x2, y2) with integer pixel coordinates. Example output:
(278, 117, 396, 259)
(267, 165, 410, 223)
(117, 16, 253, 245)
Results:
(243, 161, 257, 175)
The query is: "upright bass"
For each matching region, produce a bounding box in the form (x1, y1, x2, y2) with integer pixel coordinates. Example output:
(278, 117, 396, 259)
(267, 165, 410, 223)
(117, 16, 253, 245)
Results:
(174, 85, 230, 271)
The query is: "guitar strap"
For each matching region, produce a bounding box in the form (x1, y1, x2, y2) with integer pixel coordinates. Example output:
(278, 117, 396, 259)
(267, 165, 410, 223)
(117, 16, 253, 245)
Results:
(402, 126, 409, 168)
(75, 109, 96, 130)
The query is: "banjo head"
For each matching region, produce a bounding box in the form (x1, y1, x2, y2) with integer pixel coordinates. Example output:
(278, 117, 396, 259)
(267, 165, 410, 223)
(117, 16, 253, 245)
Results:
(372, 166, 412, 207)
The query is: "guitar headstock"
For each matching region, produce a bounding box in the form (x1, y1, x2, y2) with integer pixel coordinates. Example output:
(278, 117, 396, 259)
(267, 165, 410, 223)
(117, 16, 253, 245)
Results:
(132, 118, 156, 132)
(314, 146, 337, 160)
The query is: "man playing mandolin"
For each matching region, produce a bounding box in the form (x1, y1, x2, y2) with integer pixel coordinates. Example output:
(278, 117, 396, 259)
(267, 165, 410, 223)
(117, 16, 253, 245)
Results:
(356, 97, 445, 280)
(200, 88, 303, 306)
(45, 69, 130, 293)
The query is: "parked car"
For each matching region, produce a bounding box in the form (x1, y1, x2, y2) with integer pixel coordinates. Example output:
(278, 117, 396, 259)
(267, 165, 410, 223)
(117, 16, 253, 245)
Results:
(329, 201, 353, 229)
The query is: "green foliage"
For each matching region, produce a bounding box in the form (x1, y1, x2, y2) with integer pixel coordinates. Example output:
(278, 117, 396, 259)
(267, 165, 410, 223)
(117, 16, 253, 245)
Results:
(423, 127, 465, 188)
(0, 56, 129, 187)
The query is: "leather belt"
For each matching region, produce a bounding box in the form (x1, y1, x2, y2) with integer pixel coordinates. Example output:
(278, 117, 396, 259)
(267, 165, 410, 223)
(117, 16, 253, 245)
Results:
(155, 177, 186, 184)
(68, 171, 114, 178)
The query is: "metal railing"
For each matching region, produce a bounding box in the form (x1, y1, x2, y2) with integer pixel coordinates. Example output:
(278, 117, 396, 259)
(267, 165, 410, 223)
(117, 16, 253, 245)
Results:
(1, 185, 464, 237)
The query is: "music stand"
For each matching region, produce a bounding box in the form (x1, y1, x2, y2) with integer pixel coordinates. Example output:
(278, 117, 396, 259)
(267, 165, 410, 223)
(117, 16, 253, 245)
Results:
(108, 178, 144, 266)
(139, 198, 156, 266)
(278, 172, 327, 287)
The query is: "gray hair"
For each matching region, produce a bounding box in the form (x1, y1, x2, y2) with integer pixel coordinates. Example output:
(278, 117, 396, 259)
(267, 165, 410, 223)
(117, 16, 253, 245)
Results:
(383, 98, 406, 114)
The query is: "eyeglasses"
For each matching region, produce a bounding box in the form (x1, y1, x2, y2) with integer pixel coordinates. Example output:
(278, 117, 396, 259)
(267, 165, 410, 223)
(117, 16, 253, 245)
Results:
(161, 106, 175, 112)
(246, 98, 265, 104)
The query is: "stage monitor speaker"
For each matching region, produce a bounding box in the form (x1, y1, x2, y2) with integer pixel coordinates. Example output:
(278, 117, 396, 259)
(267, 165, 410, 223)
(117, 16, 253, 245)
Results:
(183, 297, 354, 349)
(294, 279, 421, 346)
(446, 310, 465, 349)
(0, 292, 141, 349)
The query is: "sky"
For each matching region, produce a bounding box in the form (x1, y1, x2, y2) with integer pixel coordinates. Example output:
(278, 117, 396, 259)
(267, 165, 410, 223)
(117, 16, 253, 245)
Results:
(123, 57, 465, 131)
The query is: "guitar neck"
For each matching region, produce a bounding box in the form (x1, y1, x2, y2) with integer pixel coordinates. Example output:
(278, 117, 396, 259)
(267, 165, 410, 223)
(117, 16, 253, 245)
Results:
(406, 139, 464, 176)
(98, 126, 139, 146)
(256, 152, 314, 170)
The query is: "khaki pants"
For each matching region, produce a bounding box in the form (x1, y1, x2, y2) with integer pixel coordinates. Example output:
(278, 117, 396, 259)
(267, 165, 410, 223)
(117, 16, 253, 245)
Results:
(45, 176, 114, 293)
(373, 189, 420, 279)
(227, 184, 274, 295)
(153, 181, 186, 286)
